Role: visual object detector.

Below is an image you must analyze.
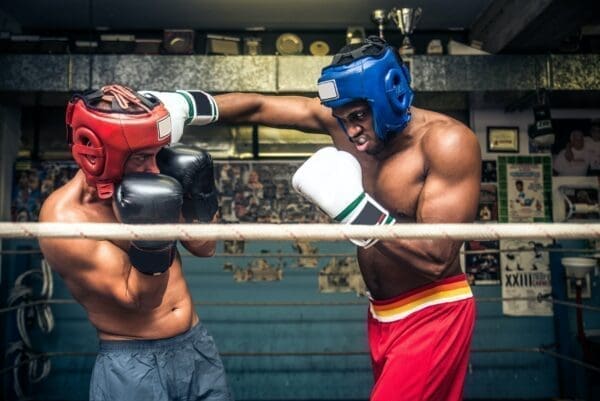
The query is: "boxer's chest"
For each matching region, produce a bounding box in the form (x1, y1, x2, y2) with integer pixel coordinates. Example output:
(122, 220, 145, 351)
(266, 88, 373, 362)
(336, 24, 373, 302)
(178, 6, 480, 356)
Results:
(364, 151, 425, 221)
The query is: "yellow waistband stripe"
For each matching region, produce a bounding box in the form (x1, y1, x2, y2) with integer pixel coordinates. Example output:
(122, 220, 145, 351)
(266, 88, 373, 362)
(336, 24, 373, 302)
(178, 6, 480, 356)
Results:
(370, 276, 473, 322)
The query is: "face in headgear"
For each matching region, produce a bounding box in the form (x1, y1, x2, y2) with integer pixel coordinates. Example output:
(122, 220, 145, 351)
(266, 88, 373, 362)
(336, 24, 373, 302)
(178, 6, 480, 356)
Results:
(317, 36, 414, 142)
(66, 84, 172, 199)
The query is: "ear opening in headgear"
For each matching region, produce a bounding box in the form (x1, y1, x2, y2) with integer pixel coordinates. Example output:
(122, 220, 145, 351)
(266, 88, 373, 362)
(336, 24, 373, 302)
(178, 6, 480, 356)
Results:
(71, 127, 105, 176)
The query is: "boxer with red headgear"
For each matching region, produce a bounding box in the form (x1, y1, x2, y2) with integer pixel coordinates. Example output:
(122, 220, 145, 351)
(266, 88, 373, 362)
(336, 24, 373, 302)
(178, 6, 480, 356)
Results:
(66, 84, 173, 198)
(39, 85, 232, 401)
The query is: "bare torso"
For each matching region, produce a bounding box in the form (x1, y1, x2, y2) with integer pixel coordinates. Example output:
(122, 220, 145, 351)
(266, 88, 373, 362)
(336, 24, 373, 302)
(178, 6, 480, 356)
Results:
(328, 108, 480, 299)
(39, 171, 197, 340)
(216, 94, 481, 300)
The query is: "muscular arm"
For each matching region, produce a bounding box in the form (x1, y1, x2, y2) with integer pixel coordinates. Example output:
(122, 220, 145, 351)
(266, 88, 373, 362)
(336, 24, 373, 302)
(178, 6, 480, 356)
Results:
(372, 126, 481, 279)
(180, 215, 217, 257)
(38, 189, 171, 311)
(216, 93, 336, 134)
(40, 235, 170, 311)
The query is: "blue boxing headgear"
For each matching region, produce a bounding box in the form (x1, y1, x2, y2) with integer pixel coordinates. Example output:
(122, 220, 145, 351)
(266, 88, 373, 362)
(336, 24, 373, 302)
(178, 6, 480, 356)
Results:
(317, 37, 414, 142)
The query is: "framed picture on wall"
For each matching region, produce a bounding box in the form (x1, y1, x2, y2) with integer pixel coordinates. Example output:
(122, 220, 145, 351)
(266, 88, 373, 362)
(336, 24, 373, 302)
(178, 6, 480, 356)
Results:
(482, 160, 497, 182)
(487, 127, 519, 153)
(550, 118, 599, 177)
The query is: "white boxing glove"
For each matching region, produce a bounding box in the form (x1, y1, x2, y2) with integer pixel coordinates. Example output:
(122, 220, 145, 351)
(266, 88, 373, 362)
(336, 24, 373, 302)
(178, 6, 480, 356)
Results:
(292, 147, 395, 248)
(139, 90, 219, 143)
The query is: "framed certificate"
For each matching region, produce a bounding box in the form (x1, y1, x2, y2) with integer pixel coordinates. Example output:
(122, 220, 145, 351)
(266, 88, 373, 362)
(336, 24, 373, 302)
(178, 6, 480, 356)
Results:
(487, 127, 519, 153)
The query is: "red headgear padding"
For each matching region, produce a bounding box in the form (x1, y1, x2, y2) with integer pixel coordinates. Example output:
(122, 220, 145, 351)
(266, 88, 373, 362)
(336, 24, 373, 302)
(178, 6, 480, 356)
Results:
(66, 85, 172, 199)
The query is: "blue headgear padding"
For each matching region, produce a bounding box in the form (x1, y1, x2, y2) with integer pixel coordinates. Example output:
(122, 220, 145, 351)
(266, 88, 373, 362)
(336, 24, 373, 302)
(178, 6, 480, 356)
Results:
(317, 41, 414, 142)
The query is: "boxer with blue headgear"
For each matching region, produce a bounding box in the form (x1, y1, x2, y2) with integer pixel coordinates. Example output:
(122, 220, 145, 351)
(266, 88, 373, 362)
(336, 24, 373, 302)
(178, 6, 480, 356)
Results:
(152, 37, 481, 401)
(317, 36, 414, 142)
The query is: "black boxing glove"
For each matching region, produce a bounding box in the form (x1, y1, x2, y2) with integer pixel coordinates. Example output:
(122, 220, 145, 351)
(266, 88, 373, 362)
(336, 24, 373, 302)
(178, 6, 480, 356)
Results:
(156, 144, 218, 223)
(114, 173, 183, 276)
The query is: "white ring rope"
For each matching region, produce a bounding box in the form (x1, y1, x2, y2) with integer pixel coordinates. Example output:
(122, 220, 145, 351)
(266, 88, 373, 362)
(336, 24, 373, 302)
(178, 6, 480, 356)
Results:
(0, 222, 599, 241)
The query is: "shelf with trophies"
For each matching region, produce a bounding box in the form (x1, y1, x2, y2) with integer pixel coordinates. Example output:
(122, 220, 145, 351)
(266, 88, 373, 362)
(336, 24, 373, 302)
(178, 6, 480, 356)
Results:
(371, 7, 422, 56)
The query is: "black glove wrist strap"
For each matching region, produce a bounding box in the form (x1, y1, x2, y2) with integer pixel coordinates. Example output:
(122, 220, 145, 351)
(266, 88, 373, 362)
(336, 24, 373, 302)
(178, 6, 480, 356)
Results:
(128, 243, 175, 276)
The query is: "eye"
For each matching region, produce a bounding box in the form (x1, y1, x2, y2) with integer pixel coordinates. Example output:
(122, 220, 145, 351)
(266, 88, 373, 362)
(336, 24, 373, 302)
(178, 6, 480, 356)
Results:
(132, 154, 151, 163)
(348, 110, 367, 123)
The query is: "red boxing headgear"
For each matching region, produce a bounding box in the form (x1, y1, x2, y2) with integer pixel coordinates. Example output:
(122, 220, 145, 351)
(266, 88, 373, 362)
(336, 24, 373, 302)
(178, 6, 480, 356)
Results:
(66, 85, 172, 199)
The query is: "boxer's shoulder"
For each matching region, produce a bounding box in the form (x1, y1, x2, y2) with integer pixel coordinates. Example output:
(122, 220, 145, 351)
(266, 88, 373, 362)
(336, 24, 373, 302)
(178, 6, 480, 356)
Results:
(420, 118, 476, 153)
(39, 177, 116, 223)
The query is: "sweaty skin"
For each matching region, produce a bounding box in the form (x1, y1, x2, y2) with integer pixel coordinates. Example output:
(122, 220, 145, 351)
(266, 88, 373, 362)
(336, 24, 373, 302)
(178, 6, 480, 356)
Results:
(39, 148, 216, 340)
(216, 94, 481, 299)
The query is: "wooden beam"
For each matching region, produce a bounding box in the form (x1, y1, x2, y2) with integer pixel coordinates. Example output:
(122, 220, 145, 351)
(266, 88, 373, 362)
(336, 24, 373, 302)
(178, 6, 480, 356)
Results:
(470, 0, 553, 54)
(503, 0, 599, 53)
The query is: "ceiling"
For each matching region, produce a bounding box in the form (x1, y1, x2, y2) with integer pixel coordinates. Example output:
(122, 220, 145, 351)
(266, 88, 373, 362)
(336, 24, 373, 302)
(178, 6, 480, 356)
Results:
(0, 0, 494, 32)
(0, 0, 598, 54)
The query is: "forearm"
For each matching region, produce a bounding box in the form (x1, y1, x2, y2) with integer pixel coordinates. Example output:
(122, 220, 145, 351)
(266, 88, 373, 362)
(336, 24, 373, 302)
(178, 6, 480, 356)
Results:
(216, 92, 329, 133)
(179, 211, 218, 257)
(181, 240, 216, 257)
(215, 92, 266, 124)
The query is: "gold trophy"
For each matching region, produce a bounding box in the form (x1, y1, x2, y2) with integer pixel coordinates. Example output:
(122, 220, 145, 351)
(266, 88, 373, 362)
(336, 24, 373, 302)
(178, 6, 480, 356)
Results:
(388, 7, 422, 55)
(371, 9, 388, 40)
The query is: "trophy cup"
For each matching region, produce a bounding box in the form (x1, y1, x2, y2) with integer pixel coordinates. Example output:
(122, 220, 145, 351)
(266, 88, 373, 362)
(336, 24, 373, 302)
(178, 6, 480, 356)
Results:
(371, 9, 388, 40)
(388, 7, 422, 55)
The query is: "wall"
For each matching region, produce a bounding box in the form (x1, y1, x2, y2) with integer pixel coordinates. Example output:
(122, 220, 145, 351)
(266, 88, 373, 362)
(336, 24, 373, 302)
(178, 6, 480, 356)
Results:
(472, 108, 600, 159)
(471, 107, 600, 400)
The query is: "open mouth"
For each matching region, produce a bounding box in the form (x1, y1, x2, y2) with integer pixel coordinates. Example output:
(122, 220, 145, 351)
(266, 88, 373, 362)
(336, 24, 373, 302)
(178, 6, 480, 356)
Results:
(351, 135, 369, 151)
(350, 134, 367, 145)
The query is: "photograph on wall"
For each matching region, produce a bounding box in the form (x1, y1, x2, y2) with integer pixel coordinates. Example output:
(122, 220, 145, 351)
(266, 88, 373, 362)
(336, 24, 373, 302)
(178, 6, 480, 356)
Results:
(552, 176, 600, 222)
(215, 160, 328, 224)
(551, 118, 600, 177)
(464, 240, 500, 285)
(481, 160, 497, 183)
(501, 239, 553, 316)
(497, 156, 553, 223)
(11, 160, 78, 222)
(477, 184, 498, 222)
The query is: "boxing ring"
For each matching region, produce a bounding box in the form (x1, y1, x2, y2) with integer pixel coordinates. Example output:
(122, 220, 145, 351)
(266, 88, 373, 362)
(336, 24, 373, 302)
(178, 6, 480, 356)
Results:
(1, 222, 600, 400)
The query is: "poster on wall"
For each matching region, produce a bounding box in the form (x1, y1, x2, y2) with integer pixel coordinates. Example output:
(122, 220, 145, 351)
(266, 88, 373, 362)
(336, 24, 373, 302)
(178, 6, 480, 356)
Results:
(11, 160, 78, 222)
(497, 156, 553, 223)
(463, 240, 500, 285)
(501, 239, 553, 316)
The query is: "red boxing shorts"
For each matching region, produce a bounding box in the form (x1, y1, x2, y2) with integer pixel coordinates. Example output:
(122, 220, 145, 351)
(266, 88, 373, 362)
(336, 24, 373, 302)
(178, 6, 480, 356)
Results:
(368, 274, 475, 401)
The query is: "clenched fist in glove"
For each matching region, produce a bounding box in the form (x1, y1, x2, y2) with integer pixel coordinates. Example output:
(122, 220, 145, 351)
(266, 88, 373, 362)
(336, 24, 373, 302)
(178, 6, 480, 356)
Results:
(157, 144, 219, 223)
(139, 90, 218, 143)
(292, 147, 395, 248)
(114, 173, 183, 276)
